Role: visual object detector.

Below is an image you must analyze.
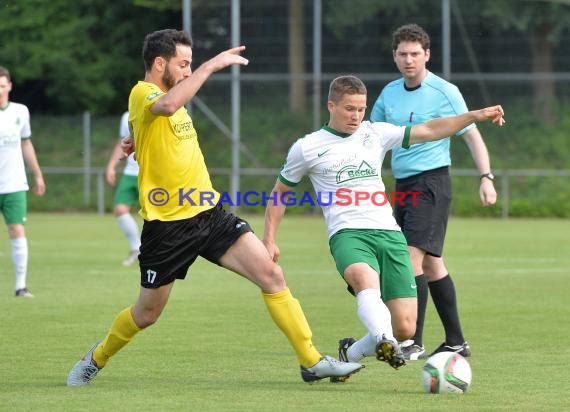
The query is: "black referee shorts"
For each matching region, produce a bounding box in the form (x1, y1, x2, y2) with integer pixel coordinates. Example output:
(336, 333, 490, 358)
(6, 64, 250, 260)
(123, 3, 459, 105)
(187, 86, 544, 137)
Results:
(138, 204, 252, 288)
(394, 166, 451, 257)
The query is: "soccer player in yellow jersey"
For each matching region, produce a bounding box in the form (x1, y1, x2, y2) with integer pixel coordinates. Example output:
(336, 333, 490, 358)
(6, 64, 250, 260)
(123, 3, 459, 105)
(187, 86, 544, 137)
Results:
(67, 29, 363, 386)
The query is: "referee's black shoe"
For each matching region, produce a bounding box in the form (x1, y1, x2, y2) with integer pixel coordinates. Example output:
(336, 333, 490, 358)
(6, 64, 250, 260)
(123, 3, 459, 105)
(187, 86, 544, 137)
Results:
(429, 341, 471, 358)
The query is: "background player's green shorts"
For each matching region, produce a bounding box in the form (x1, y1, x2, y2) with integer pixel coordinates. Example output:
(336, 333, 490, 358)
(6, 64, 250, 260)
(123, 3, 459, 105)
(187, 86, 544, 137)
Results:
(329, 229, 417, 301)
(114, 174, 139, 206)
(0, 191, 28, 225)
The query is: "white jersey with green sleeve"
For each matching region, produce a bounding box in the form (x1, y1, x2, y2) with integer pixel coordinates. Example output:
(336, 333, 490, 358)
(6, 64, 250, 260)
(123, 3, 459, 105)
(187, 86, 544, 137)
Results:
(0, 102, 31, 194)
(119, 111, 139, 177)
(371, 71, 475, 179)
(279, 121, 412, 238)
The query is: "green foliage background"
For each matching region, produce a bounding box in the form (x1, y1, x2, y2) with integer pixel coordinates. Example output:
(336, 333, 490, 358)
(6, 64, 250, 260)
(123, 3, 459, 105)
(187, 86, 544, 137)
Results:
(2, 0, 570, 115)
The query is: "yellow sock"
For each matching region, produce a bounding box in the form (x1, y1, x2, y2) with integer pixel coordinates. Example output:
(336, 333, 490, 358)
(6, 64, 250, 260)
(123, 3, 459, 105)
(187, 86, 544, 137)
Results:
(262, 288, 321, 368)
(93, 306, 142, 368)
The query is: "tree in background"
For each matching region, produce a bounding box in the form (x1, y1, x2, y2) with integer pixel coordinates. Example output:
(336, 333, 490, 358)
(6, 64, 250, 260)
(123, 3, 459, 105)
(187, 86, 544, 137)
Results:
(2, 0, 569, 121)
(0, 0, 178, 114)
(288, 0, 306, 114)
(481, 0, 570, 125)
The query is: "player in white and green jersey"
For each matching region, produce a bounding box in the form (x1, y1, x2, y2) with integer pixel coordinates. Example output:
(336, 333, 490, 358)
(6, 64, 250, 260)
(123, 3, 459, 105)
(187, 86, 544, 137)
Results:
(0, 66, 45, 298)
(105, 111, 141, 266)
(278, 119, 407, 238)
(264, 75, 505, 374)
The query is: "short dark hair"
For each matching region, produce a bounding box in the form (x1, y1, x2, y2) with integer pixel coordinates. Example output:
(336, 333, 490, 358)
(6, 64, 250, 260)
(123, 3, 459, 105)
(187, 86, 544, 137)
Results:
(328, 75, 367, 103)
(0, 66, 11, 82)
(392, 24, 430, 51)
(142, 29, 193, 71)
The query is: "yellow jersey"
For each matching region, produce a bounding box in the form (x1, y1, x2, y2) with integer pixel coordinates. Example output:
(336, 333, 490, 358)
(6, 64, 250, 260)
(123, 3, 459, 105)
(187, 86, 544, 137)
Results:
(128, 81, 220, 221)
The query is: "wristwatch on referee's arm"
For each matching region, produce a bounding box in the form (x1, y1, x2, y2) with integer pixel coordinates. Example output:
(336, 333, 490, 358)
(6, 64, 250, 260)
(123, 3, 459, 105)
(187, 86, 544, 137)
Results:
(480, 172, 494, 182)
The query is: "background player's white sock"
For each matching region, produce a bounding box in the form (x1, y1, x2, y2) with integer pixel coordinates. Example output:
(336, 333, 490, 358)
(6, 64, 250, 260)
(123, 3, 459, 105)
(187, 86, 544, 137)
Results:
(346, 333, 376, 362)
(117, 214, 140, 251)
(12, 237, 28, 290)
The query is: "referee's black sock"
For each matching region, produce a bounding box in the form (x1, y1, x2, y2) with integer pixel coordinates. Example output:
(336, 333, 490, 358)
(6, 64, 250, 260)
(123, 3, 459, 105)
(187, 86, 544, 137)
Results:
(429, 274, 465, 346)
(412, 274, 428, 347)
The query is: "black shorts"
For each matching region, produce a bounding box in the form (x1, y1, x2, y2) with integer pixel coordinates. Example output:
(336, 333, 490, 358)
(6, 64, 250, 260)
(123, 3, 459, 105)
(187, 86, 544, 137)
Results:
(394, 166, 451, 257)
(138, 204, 252, 288)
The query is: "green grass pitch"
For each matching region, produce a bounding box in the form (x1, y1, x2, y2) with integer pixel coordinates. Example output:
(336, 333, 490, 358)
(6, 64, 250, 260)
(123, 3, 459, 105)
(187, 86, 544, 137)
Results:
(0, 214, 569, 411)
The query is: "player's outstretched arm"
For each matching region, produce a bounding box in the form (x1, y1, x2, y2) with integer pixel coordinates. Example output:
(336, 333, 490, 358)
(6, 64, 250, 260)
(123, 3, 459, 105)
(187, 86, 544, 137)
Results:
(152, 46, 249, 116)
(201, 46, 249, 74)
(409, 105, 505, 146)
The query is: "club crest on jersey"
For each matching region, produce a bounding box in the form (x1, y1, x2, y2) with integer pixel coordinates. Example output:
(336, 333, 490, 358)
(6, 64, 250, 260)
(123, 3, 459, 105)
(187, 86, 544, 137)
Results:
(336, 161, 378, 184)
(361, 133, 373, 148)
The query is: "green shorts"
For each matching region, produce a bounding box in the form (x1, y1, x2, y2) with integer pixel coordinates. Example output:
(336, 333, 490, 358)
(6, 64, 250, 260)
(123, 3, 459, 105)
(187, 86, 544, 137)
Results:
(0, 191, 28, 225)
(329, 229, 416, 300)
(114, 174, 139, 207)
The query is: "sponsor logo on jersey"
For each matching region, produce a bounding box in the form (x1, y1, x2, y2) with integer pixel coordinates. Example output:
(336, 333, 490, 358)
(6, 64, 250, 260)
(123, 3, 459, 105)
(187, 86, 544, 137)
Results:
(336, 161, 378, 184)
(146, 91, 163, 101)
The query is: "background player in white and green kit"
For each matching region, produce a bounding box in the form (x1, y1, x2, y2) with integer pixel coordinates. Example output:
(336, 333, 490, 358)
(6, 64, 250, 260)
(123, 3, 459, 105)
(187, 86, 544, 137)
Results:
(0, 66, 45, 298)
(264, 75, 505, 374)
(106, 111, 141, 266)
(371, 24, 497, 361)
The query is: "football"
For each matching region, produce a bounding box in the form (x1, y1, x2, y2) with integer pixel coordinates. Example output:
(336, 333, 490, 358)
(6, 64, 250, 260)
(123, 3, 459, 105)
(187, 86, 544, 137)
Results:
(421, 351, 472, 394)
